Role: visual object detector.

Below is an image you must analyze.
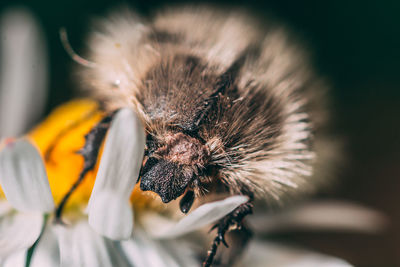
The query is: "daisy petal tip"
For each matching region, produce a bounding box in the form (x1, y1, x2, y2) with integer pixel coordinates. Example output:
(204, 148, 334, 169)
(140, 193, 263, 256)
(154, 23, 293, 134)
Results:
(0, 212, 44, 259)
(88, 190, 134, 240)
(153, 195, 249, 238)
(0, 139, 54, 212)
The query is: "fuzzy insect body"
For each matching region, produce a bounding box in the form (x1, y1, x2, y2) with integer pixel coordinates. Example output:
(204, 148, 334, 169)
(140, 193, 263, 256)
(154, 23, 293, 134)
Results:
(79, 6, 332, 208)
(52, 6, 342, 267)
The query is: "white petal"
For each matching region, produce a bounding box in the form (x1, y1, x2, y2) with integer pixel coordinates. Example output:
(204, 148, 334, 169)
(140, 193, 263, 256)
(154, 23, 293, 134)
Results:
(28, 225, 60, 267)
(119, 231, 172, 267)
(0, 201, 13, 216)
(0, 8, 48, 137)
(239, 240, 353, 267)
(1, 249, 25, 267)
(87, 108, 145, 240)
(157, 239, 199, 267)
(139, 212, 178, 238)
(0, 139, 54, 212)
(150, 195, 249, 238)
(0, 211, 43, 259)
(119, 230, 198, 267)
(88, 190, 133, 240)
(55, 222, 130, 267)
(249, 201, 387, 234)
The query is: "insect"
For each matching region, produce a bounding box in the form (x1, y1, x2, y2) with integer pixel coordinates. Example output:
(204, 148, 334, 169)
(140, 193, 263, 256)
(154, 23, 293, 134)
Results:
(56, 5, 336, 266)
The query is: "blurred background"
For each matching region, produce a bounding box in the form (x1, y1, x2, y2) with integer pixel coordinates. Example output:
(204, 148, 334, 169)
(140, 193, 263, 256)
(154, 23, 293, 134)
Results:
(0, 0, 399, 266)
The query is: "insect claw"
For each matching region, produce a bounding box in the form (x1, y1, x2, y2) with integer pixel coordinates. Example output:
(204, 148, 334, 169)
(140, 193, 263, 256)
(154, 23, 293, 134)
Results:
(218, 233, 229, 248)
(209, 223, 218, 233)
(203, 201, 253, 266)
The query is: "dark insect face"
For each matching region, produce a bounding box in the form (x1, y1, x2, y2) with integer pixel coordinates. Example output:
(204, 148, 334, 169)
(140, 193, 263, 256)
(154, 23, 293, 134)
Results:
(140, 158, 193, 203)
(139, 132, 210, 211)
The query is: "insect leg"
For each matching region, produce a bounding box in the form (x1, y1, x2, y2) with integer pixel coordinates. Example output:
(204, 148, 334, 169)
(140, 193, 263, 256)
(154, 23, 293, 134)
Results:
(203, 201, 253, 267)
(218, 223, 253, 266)
(54, 112, 115, 222)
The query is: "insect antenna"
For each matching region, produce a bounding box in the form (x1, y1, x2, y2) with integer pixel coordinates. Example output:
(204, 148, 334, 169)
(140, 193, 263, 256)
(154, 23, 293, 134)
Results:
(59, 27, 97, 68)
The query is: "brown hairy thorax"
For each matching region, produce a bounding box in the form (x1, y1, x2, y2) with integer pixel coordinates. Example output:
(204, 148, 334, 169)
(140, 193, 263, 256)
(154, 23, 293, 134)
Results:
(156, 132, 210, 167)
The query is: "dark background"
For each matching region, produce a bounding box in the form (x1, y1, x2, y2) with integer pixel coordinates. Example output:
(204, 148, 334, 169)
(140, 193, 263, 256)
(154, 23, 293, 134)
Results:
(1, 0, 399, 266)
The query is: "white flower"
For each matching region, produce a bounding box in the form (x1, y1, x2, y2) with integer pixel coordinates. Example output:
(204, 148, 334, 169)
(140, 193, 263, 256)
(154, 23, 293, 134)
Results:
(0, 135, 248, 266)
(0, 111, 248, 267)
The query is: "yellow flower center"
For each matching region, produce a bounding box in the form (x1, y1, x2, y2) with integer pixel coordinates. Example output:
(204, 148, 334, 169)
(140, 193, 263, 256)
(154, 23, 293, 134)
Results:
(24, 99, 163, 216)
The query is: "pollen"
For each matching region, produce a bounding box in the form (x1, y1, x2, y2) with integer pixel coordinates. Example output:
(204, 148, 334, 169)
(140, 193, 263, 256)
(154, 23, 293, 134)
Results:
(11, 99, 160, 215)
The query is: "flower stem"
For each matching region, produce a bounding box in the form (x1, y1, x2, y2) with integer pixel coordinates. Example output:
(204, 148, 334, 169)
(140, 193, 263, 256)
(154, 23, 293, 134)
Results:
(25, 214, 49, 267)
